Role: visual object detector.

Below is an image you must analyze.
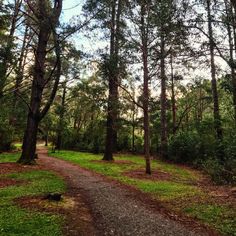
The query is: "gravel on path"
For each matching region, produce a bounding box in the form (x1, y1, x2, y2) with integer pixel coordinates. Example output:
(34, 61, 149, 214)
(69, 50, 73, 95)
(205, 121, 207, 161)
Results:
(38, 148, 214, 236)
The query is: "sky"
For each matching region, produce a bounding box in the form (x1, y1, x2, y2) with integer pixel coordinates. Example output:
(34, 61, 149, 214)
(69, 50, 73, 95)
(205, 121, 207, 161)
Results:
(60, 0, 108, 59)
(61, 0, 84, 23)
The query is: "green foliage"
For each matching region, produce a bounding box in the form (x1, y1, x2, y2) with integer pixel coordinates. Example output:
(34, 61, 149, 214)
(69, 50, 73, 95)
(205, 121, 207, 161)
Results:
(210, 136, 236, 184)
(168, 130, 236, 184)
(0, 169, 65, 236)
(0, 104, 14, 151)
(168, 131, 202, 163)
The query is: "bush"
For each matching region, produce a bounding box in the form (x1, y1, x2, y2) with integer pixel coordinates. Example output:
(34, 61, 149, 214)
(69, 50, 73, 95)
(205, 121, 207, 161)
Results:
(168, 131, 236, 184)
(117, 130, 131, 152)
(202, 158, 236, 185)
(0, 121, 14, 152)
(168, 131, 202, 163)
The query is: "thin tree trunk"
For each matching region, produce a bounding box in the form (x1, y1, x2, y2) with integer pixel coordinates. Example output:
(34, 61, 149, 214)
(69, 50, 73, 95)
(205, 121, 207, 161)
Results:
(231, 0, 236, 12)
(45, 132, 48, 147)
(160, 30, 168, 159)
(56, 82, 67, 150)
(103, 0, 117, 161)
(132, 109, 135, 153)
(12, 25, 29, 115)
(206, 0, 223, 141)
(227, 1, 236, 125)
(198, 85, 203, 122)
(141, 2, 151, 175)
(170, 53, 176, 134)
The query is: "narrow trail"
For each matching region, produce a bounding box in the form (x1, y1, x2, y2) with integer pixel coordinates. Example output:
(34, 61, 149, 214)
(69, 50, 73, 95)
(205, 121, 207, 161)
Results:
(37, 148, 214, 236)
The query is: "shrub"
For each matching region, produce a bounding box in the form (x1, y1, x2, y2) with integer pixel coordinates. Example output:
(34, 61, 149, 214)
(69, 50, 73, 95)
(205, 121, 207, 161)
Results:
(168, 131, 202, 163)
(202, 157, 236, 185)
(0, 122, 14, 152)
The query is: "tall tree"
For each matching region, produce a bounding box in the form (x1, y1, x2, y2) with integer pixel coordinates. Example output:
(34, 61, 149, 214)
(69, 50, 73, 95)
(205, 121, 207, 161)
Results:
(83, 0, 126, 160)
(103, 0, 124, 160)
(18, 0, 63, 164)
(140, 0, 151, 174)
(206, 0, 223, 141)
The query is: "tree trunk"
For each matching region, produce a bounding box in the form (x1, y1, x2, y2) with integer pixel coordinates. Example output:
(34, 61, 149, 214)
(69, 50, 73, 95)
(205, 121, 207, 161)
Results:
(18, 0, 62, 164)
(206, 0, 223, 141)
(226, 1, 236, 125)
(18, 79, 43, 164)
(20, 115, 39, 164)
(56, 82, 67, 150)
(141, 2, 151, 175)
(45, 132, 48, 147)
(231, 0, 236, 12)
(12, 24, 29, 120)
(103, 0, 116, 161)
(170, 53, 176, 135)
(103, 0, 122, 160)
(160, 31, 168, 159)
(132, 109, 135, 153)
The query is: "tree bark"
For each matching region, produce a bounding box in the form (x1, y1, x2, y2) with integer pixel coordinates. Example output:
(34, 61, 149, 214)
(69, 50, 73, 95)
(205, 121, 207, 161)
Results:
(103, 0, 117, 161)
(56, 82, 67, 150)
(18, 0, 62, 164)
(231, 0, 236, 12)
(12, 24, 29, 120)
(226, 1, 236, 125)
(170, 53, 176, 135)
(206, 0, 223, 141)
(18, 25, 49, 164)
(132, 107, 135, 153)
(103, 0, 122, 160)
(20, 114, 39, 164)
(160, 30, 168, 159)
(141, 2, 151, 175)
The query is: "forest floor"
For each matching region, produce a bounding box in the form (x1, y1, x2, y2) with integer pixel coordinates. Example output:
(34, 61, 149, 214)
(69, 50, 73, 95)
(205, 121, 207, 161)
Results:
(40, 147, 214, 236)
(0, 147, 235, 236)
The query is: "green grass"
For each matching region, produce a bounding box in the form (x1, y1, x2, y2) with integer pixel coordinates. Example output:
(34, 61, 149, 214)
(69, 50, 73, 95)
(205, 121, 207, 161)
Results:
(0, 152, 20, 163)
(0, 168, 65, 236)
(50, 151, 199, 182)
(14, 143, 22, 149)
(184, 204, 236, 236)
(50, 150, 236, 236)
(49, 151, 202, 200)
(134, 180, 201, 200)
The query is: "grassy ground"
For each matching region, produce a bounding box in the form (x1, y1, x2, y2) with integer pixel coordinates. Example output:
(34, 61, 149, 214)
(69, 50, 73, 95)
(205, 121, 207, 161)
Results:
(0, 153, 65, 236)
(50, 150, 236, 236)
(0, 152, 20, 163)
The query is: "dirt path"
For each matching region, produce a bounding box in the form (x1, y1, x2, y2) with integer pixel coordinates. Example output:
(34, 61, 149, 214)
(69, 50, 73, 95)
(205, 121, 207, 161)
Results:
(38, 148, 215, 236)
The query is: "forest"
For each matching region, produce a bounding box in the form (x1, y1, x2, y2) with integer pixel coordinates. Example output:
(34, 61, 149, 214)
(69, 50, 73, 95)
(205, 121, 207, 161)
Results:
(0, 0, 236, 235)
